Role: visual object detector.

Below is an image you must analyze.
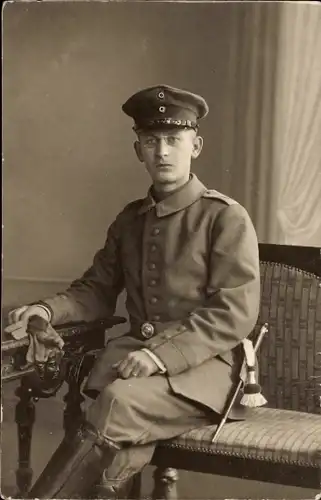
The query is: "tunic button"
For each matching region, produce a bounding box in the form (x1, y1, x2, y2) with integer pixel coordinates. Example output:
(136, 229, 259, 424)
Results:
(150, 297, 158, 304)
(151, 228, 160, 236)
(152, 315, 161, 321)
(141, 322, 154, 339)
(149, 263, 156, 270)
(150, 244, 157, 252)
(159, 106, 166, 113)
(149, 279, 157, 286)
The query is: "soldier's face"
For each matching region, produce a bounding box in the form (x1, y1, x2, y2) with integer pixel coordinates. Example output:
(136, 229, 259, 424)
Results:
(134, 128, 203, 189)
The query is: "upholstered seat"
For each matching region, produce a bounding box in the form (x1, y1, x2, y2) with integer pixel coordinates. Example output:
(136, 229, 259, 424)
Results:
(159, 407, 321, 467)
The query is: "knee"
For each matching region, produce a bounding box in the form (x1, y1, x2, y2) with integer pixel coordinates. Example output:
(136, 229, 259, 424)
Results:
(100, 378, 136, 407)
(94, 379, 141, 422)
(86, 378, 149, 444)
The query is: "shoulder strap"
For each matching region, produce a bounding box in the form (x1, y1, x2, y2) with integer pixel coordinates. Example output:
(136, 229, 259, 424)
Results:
(202, 189, 238, 206)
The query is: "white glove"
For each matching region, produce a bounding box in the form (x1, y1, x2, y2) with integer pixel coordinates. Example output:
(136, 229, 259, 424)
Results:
(5, 304, 52, 340)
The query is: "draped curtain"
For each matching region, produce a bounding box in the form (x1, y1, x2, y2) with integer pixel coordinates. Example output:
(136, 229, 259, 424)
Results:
(218, 2, 280, 244)
(219, 2, 321, 246)
(274, 3, 321, 246)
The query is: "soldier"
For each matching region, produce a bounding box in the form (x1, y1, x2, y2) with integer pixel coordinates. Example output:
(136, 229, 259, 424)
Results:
(7, 85, 260, 499)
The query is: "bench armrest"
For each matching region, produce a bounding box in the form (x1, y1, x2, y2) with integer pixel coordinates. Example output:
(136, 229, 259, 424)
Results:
(2, 316, 127, 383)
(2, 316, 127, 354)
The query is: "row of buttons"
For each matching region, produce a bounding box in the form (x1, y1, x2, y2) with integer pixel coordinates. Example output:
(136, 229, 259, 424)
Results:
(149, 230, 160, 303)
(144, 220, 164, 329)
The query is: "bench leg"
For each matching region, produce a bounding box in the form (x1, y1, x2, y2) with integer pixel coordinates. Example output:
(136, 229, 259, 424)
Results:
(14, 377, 36, 497)
(152, 467, 179, 500)
(63, 359, 86, 436)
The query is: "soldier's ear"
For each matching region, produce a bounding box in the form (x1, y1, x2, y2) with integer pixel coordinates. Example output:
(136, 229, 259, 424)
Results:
(191, 135, 203, 159)
(134, 141, 144, 162)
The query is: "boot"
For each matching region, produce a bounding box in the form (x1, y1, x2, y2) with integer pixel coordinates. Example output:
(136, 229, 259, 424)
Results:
(27, 422, 120, 499)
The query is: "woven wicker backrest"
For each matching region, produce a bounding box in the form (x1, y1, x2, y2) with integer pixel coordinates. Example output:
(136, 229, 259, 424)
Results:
(257, 261, 321, 414)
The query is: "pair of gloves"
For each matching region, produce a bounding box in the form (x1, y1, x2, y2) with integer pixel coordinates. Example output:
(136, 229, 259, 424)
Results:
(5, 315, 65, 377)
(25, 315, 64, 367)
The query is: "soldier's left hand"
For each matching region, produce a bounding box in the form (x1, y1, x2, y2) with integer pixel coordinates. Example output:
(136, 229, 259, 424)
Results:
(113, 350, 159, 378)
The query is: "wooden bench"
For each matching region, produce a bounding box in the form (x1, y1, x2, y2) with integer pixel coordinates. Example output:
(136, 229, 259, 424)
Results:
(2, 260, 321, 498)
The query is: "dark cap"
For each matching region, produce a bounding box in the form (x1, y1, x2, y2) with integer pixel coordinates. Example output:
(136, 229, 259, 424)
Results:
(122, 84, 209, 132)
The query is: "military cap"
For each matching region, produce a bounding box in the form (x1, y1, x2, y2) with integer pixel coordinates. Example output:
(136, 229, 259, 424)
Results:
(122, 84, 209, 131)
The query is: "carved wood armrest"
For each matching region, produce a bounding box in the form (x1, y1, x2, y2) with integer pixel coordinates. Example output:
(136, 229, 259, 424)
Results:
(2, 316, 127, 383)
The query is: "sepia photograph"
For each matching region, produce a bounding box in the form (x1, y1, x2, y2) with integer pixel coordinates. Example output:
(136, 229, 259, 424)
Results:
(2, 1, 321, 499)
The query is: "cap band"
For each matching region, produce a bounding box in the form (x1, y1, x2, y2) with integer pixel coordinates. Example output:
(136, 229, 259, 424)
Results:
(134, 118, 198, 131)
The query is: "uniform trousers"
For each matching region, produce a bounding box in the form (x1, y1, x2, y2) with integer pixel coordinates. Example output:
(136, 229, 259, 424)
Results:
(85, 374, 218, 486)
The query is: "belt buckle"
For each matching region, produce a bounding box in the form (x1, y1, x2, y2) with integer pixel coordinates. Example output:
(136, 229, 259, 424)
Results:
(141, 322, 154, 339)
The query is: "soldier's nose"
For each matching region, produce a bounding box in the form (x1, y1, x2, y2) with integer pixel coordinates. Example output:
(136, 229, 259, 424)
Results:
(155, 138, 169, 158)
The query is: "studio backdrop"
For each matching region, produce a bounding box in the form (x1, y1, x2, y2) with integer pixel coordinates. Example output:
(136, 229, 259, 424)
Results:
(3, 1, 321, 307)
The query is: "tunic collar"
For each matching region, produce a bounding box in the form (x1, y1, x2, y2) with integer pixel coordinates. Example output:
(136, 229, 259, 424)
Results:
(138, 173, 207, 217)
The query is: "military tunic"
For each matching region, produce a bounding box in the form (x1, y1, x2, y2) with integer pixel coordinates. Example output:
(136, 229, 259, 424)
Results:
(44, 174, 260, 416)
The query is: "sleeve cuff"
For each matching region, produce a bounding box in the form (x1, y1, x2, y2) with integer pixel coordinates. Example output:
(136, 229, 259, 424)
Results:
(142, 348, 167, 374)
(29, 301, 53, 322)
(146, 339, 190, 376)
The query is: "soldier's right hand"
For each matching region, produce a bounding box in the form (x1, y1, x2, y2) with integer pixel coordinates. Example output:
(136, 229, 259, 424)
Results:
(5, 305, 51, 339)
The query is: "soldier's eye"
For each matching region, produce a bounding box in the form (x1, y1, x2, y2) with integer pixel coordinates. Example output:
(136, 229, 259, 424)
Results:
(166, 136, 179, 146)
(143, 138, 157, 147)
